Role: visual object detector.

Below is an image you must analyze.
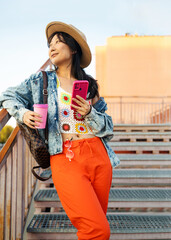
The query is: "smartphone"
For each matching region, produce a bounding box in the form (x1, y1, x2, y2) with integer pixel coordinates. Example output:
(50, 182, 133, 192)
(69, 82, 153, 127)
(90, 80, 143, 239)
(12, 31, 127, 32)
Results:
(71, 80, 89, 110)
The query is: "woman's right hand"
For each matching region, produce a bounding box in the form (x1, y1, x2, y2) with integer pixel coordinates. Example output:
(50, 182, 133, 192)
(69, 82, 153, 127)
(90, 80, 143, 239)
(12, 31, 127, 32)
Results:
(23, 111, 42, 129)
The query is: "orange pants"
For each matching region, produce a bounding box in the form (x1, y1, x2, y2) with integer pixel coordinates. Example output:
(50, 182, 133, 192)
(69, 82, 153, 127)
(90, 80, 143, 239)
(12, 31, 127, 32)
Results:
(50, 137, 113, 240)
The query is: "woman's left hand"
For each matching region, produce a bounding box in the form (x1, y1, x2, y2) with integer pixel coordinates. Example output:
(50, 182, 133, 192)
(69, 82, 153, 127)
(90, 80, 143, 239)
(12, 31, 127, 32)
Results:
(71, 95, 91, 116)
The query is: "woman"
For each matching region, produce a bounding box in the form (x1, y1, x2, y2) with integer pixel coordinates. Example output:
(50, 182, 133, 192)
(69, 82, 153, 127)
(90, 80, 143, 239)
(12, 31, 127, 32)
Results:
(0, 21, 120, 239)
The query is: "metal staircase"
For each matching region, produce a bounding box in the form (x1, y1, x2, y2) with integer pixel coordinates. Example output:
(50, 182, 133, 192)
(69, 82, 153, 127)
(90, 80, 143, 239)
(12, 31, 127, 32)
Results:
(0, 60, 171, 239)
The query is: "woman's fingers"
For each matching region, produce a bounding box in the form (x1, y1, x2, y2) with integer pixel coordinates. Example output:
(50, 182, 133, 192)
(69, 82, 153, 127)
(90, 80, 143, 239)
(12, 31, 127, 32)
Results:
(70, 103, 80, 110)
(23, 111, 42, 128)
(26, 122, 36, 129)
(72, 97, 83, 106)
(71, 96, 91, 116)
(29, 119, 40, 127)
(75, 95, 86, 102)
(30, 114, 42, 123)
(72, 95, 88, 107)
(73, 95, 86, 105)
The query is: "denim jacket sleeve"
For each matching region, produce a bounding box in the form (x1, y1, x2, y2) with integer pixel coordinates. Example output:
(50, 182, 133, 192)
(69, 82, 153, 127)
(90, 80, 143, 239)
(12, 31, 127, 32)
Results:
(0, 77, 34, 123)
(92, 97, 107, 113)
(85, 97, 114, 141)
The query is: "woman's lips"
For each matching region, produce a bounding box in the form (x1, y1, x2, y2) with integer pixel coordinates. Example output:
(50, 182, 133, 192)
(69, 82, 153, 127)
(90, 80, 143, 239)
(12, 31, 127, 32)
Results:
(51, 53, 58, 58)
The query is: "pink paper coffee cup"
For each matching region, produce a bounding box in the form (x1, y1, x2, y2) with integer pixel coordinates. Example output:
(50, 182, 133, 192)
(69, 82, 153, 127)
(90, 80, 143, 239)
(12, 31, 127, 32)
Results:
(33, 104, 48, 129)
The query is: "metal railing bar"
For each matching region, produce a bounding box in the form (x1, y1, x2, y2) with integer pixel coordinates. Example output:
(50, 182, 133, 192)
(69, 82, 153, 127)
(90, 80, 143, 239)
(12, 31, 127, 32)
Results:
(103, 96, 171, 98)
(0, 126, 19, 165)
(4, 160, 7, 240)
(38, 58, 52, 72)
(0, 109, 11, 131)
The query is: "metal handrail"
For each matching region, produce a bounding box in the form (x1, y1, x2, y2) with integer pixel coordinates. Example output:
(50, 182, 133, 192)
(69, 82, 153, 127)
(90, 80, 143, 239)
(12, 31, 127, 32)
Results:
(103, 96, 171, 98)
(103, 96, 171, 124)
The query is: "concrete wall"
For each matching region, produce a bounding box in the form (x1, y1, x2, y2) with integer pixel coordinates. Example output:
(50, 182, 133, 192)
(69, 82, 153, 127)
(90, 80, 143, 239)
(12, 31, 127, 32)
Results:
(96, 35, 171, 97)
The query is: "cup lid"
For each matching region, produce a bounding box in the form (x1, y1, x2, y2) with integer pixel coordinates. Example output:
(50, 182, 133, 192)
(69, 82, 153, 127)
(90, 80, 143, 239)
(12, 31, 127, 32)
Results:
(33, 104, 48, 108)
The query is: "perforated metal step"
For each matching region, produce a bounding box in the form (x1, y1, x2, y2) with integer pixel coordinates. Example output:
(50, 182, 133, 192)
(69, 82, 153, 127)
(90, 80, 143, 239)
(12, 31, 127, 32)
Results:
(27, 213, 171, 234)
(113, 132, 171, 135)
(118, 154, 171, 160)
(34, 188, 171, 202)
(114, 169, 171, 178)
(113, 123, 171, 132)
(40, 169, 171, 179)
(109, 142, 171, 147)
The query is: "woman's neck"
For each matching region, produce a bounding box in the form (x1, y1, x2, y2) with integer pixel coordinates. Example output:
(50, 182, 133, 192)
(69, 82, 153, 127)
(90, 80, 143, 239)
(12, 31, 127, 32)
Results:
(56, 65, 73, 80)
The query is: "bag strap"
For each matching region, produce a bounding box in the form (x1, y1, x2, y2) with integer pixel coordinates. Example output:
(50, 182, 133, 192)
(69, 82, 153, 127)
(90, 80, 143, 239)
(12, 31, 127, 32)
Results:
(31, 71, 52, 181)
(42, 71, 48, 144)
(32, 166, 51, 181)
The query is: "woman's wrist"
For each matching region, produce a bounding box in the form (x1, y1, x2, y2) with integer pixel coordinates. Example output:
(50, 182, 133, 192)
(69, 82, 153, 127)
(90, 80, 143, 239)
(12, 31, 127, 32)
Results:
(84, 105, 92, 117)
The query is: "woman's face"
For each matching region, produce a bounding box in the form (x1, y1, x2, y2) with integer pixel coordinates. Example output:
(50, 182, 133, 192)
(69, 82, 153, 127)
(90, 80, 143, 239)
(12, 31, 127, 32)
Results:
(48, 34, 73, 67)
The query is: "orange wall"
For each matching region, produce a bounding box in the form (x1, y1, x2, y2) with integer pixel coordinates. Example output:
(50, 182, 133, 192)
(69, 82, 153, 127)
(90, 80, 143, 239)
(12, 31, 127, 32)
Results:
(96, 35, 171, 97)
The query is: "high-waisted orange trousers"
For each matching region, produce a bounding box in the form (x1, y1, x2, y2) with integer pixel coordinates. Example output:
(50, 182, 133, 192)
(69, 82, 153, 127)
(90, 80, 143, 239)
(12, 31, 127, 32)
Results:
(50, 136, 113, 240)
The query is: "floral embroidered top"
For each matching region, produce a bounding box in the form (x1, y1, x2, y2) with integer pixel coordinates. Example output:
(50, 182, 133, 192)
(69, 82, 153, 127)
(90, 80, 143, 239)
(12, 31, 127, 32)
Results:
(57, 81, 93, 134)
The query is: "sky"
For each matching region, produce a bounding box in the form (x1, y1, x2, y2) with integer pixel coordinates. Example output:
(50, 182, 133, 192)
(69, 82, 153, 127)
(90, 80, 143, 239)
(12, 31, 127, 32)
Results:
(1, 0, 171, 94)
(1, 0, 171, 126)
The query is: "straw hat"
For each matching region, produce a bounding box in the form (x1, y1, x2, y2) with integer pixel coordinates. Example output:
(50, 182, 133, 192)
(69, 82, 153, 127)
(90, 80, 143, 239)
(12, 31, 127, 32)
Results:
(45, 21, 92, 68)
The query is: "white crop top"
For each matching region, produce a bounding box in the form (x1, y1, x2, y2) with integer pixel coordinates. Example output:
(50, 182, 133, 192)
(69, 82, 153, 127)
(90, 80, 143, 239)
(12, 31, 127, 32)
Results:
(57, 80, 93, 134)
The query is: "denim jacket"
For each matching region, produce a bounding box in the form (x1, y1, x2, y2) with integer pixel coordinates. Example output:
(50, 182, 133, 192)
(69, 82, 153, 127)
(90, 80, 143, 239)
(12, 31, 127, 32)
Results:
(0, 71, 120, 167)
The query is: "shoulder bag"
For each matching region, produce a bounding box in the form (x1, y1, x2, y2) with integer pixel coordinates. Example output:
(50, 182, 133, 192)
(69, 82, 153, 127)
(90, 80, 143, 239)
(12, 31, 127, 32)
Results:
(18, 71, 51, 181)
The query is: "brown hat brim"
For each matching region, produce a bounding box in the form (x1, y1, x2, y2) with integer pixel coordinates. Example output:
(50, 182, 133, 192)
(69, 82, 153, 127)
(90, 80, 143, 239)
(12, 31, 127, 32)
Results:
(45, 21, 92, 68)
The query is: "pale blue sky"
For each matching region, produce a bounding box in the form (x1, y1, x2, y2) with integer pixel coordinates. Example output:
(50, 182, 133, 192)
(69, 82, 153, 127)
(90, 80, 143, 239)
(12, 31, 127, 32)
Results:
(1, 0, 171, 93)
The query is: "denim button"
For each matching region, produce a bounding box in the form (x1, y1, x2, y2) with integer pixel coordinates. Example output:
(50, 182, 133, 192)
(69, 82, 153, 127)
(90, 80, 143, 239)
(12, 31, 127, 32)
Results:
(53, 90, 55, 92)
(54, 117, 57, 120)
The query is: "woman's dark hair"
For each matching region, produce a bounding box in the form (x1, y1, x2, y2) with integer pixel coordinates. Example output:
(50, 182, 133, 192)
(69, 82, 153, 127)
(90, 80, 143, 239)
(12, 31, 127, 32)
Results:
(48, 32, 99, 99)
